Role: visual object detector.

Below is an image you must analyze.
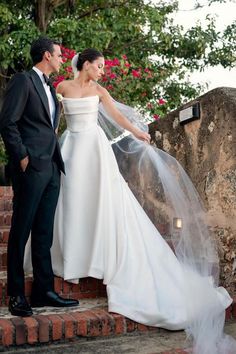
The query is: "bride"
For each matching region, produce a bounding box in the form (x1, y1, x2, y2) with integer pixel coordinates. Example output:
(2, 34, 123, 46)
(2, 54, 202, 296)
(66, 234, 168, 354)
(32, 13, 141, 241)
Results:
(48, 48, 235, 353)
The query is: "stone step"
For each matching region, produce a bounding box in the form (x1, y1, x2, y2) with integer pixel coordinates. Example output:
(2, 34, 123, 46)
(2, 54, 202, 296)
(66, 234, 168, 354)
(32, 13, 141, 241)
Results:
(0, 271, 106, 307)
(0, 297, 235, 350)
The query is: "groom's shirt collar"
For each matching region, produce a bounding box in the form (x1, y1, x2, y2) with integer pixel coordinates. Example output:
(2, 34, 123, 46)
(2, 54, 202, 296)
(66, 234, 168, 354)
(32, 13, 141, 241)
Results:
(32, 66, 46, 85)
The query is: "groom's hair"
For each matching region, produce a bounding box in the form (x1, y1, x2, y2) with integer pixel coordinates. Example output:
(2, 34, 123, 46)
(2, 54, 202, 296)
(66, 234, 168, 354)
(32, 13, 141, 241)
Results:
(30, 37, 61, 65)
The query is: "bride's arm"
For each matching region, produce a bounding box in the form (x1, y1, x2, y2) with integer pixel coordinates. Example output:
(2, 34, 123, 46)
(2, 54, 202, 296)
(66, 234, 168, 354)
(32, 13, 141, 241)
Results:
(99, 87, 150, 143)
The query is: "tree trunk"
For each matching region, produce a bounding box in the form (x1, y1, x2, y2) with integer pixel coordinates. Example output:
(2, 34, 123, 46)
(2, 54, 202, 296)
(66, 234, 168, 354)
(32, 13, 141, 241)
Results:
(34, 0, 75, 33)
(35, 0, 48, 33)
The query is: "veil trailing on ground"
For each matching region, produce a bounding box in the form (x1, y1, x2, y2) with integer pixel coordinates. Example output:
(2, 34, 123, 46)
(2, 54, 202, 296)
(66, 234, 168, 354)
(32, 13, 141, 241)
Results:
(98, 101, 235, 354)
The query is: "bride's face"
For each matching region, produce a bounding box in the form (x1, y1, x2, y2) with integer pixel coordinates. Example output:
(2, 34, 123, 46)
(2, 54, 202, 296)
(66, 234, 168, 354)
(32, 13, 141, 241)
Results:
(85, 57, 105, 81)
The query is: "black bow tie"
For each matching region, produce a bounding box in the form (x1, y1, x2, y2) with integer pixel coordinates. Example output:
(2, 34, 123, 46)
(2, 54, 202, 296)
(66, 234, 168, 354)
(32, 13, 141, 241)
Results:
(43, 73, 51, 86)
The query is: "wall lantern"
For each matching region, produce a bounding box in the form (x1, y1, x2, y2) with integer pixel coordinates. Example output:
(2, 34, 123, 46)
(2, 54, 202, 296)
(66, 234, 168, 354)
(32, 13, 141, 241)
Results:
(179, 102, 200, 124)
(173, 217, 183, 229)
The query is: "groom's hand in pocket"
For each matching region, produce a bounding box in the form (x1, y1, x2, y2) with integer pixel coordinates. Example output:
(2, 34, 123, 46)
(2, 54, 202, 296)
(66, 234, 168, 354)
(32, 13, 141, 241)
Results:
(20, 156, 29, 172)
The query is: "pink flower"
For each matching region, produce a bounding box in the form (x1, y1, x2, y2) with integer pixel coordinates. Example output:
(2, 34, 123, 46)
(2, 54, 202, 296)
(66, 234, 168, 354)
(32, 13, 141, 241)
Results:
(105, 66, 112, 73)
(53, 76, 65, 87)
(105, 58, 120, 67)
(109, 73, 117, 79)
(158, 98, 166, 105)
(124, 62, 131, 68)
(65, 66, 72, 73)
(107, 84, 114, 90)
(132, 69, 141, 78)
(153, 114, 160, 120)
(122, 54, 127, 60)
(61, 48, 76, 61)
(112, 58, 120, 66)
(147, 102, 153, 109)
(57, 75, 65, 81)
(105, 59, 114, 67)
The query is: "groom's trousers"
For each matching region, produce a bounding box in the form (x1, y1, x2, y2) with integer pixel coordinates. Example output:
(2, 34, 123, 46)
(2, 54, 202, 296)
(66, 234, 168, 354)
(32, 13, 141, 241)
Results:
(7, 161, 60, 296)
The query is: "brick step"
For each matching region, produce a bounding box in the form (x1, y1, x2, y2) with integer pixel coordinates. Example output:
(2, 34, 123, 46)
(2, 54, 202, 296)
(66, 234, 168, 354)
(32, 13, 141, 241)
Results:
(0, 187, 13, 213)
(0, 212, 12, 228)
(0, 186, 13, 198)
(0, 227, 9, 245)
(0, 297, 235, 350)
(0, 246, 7, 271)
(0, 298, 153, 348)
(0, 271, 106, 307)
(0, 187, 13, 214)
(0, 199, 12, 212)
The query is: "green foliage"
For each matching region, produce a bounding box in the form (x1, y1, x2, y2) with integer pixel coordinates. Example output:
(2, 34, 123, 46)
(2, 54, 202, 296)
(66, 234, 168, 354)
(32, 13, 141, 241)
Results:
(0, 138, 8, 164)
(0, 2, 40, 71)
(0, 0, 235, 108)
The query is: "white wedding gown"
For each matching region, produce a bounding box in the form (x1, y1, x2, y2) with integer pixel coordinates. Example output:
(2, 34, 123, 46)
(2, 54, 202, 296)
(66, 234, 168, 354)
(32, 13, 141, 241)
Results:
(51, 95, 232, 331)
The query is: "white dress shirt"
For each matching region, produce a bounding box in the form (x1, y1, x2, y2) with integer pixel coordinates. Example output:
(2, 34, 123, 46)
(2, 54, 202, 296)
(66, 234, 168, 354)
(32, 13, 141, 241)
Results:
(32, 67, 56, 127)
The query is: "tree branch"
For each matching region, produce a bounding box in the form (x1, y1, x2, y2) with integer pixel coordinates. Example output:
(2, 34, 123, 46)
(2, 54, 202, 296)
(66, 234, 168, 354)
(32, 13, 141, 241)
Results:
(76, 1, 131, 20)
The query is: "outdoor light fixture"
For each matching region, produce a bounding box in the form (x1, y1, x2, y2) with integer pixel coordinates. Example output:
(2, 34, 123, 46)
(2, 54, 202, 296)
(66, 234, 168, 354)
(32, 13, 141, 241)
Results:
(173, 217, 183, 229)
(179, 102, 200, 124)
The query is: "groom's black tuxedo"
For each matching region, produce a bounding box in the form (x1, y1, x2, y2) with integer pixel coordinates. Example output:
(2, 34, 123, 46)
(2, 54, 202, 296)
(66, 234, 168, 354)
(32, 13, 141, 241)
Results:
(0, 69, 64, 297)
(0, 70, 64, 172)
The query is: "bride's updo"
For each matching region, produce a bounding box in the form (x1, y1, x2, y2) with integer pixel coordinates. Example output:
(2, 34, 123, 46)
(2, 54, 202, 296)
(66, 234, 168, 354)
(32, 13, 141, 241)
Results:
(71, 48, 103, 78)
(76, 48, 103, 70)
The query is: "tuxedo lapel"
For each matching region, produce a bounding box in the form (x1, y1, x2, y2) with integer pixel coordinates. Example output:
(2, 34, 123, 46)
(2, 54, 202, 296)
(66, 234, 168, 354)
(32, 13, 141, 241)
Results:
(29, 70, 52, 126)
(50, 85, 60, 129)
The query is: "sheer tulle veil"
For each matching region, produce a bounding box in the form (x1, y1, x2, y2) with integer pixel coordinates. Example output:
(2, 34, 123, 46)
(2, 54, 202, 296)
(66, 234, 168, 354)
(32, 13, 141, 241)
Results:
(71, 53, 80, 78)
(71, 54, 236, 353)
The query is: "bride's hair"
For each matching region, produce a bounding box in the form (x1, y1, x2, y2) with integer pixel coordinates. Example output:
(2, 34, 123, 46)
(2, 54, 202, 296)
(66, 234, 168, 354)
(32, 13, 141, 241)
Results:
(76, 48, 103, 71)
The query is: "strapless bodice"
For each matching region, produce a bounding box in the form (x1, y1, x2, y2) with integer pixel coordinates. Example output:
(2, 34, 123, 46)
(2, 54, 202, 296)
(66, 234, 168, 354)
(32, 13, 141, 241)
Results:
(62, 95, 99, 132)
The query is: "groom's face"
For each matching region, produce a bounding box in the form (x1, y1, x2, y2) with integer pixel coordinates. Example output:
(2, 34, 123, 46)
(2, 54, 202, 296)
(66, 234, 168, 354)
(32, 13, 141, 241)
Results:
(48, 44, 63, 74)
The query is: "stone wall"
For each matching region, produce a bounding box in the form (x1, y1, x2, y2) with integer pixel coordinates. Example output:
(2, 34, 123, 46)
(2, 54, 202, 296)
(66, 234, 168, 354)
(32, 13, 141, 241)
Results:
(148, 87, 236, 294)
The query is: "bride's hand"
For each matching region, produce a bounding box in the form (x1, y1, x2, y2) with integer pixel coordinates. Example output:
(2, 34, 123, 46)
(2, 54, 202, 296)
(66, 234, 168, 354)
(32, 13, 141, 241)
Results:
(133, 129, 151, 144)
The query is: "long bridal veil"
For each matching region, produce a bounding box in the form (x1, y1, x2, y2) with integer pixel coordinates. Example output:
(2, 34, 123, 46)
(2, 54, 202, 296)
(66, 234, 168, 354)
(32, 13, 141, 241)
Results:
(98, 100, 236, 354)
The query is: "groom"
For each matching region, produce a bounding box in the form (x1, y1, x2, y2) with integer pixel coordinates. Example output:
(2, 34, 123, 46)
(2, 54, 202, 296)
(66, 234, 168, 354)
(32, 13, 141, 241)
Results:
(0, 37, 79, 316)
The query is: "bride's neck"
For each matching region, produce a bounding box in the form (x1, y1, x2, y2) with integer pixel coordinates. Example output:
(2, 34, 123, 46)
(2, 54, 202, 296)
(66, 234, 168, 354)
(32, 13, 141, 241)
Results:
(75, 73, 92, 88)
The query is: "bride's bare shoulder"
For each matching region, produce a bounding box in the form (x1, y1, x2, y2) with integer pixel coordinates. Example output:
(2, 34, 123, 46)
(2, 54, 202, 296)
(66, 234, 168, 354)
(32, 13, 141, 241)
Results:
(56, 79, 75, 94)
(95, 83, 109, 98)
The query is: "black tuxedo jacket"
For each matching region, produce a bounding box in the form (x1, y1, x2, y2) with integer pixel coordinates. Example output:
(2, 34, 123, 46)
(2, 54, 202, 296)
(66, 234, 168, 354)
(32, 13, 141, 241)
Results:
(0, 69, 64, 173)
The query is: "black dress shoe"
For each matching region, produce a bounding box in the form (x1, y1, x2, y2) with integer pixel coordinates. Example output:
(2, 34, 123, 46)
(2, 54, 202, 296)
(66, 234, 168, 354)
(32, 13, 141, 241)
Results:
(31, 291, 79, 308)
(9, 295, 33, 317)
